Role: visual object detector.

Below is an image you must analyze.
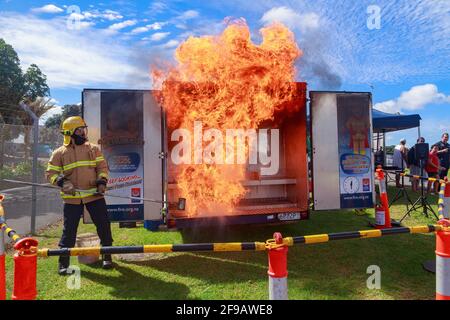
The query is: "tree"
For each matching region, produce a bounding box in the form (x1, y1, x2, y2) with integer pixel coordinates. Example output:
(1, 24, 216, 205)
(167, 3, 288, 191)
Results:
(0, 39, 50, 124)
(0, 38, 51, 167)
(45, 104, 82, 129)
(0, 38, 25, 124)
(23, 64, 50, 102)
(0, 38, 24, 169)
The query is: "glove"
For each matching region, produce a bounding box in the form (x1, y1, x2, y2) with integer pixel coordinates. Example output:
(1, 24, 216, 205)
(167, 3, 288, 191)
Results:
(55, 175, 66, 188)
(62, 180, 75, 195)
(96, 178, 107, 194)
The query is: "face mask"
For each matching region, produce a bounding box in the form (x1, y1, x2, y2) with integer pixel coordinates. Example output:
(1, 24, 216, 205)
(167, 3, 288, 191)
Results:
(72, 134, 87, 145)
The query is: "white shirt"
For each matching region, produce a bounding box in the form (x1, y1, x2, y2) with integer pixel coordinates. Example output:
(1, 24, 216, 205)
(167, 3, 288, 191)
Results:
(393, 144, 407, 169)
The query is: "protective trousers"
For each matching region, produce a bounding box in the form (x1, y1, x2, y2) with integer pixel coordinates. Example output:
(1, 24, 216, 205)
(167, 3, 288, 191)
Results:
(59, 198, 113, 255)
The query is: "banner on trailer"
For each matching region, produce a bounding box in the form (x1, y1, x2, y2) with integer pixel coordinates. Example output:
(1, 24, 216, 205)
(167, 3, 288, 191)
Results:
(100, 91, 144, 221)
(336, 94, 373, 209)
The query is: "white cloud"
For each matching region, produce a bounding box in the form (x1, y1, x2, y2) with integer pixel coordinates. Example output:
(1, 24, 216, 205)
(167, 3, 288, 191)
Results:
(253, 1, 450, 87)
(31, 4, 64, 14)
(68, 12, 85, 21)
(108, 19, 137, 31)
(260, 6, 319, 32)
(374, 100, 398, 113)
(102, 9, 123, 21)
(150, 32, 170, 42)
(149, 2, 168, 14)
(78, 21, 95, 29)
(148, 22, 166, 30)
(298, 12, 320, 30)
(177, 10, 199, 20)
(161, 39, 180, 49)
(65, 13, 96, 29)
(131, 26, 149, 34)
(374, 84, 450, 113)
(39, 104, 62, 125)
(396, 84, 450, 109)
(69, 9, 123, 23)
(0, 14, 149, 89)
(130, 22, 167, 34)
(259, 6, 342, 89)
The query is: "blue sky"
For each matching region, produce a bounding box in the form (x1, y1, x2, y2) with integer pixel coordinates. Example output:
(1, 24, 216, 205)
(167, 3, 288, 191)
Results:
(1, 0, 449, 147)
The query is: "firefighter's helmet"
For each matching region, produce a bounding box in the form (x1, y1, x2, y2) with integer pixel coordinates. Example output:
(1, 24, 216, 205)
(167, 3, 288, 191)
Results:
(60, 116, 87, 146)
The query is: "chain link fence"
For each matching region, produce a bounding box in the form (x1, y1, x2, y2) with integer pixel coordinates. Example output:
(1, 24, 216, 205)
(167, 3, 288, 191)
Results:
(0, 123, 64, 237)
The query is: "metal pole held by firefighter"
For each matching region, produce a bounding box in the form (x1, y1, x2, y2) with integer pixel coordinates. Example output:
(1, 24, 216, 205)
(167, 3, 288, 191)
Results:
(267, 232, 288, 300)
(0, 179, 186, 211)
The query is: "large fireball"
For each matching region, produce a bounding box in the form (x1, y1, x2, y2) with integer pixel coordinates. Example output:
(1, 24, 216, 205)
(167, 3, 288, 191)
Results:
(153, 20, 302, 216)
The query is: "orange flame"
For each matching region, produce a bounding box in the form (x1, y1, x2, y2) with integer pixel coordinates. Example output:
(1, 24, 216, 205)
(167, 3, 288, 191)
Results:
(153, 20, 302, 216)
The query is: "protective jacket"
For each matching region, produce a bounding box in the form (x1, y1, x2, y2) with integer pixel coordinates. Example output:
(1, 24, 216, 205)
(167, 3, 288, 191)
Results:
(46, 141, 108, 204)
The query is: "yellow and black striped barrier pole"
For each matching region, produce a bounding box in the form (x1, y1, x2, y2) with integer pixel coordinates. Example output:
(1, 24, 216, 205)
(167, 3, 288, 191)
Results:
(31, 224, 449, 301)
(438, 182, 447, 221)
(38, 225, 442, 257)
(280, 224, 441, 246)
(0, 224, 21, 243)
(0, 195, 22, 244)
(38, 241, 268, 257)
(383, 169, 449, 185)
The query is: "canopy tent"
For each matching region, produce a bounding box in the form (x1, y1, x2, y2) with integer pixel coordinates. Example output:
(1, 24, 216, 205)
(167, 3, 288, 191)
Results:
(371, 109, 422, 167)
(305, 108, 421, 144)
(372, 109, 421, 133)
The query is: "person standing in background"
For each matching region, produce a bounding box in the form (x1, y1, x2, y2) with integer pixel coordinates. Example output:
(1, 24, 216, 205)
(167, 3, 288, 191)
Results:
(426, 144, 442, 195)
(408, 137, 426, 193)
(434, 133, 450, 179)
(393, 138, 408, 188)
(374, 147, 384, 167)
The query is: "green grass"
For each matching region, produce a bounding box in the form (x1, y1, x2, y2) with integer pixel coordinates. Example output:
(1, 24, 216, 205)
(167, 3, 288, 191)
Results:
(3, 186, 441, 300)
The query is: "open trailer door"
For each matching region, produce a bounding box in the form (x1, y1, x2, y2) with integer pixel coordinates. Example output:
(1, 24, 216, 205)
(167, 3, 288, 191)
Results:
(166, 82, 309, 228)
(82, 89, 164, 230)
(310, 91, 375, 211)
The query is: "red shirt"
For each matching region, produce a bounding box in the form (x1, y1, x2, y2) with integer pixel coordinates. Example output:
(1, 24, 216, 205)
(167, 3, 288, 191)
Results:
(426, 152, 440, 173)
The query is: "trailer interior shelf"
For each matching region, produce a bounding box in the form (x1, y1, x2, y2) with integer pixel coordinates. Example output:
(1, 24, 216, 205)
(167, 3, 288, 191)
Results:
(167, 177, 297, 189)
(169, 205, 303, 218)
(236, 197, 296, 210)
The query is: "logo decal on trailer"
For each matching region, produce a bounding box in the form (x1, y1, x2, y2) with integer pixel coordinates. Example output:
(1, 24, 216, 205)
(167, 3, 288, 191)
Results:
(131, 188, 141, 203)
(363, 178, 370, 192)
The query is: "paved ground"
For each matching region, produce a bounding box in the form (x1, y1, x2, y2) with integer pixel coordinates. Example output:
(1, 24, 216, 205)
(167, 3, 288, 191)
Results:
(0, 186, 63, 239)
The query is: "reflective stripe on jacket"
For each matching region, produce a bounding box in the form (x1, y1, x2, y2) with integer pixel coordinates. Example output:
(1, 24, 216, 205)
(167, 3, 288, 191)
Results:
(45, 142, 109, 204)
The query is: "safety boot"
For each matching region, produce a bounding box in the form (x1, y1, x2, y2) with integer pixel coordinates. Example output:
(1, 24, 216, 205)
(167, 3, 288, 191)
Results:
(102, 254, 113, 269)
(58, 256, 71, 276)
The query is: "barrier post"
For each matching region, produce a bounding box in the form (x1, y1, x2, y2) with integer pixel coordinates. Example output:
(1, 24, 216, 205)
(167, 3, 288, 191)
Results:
(443, 178, 450, 219)
(268, 232, 288, 300)
(12, 237, 39, 300)
(0, 194, 6, 300)
(375, 168, 391, 228)
(436, 220, 450, 300)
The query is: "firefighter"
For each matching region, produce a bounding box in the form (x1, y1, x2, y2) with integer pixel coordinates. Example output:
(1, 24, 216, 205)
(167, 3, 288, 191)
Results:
(45, 116, 113, 275)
